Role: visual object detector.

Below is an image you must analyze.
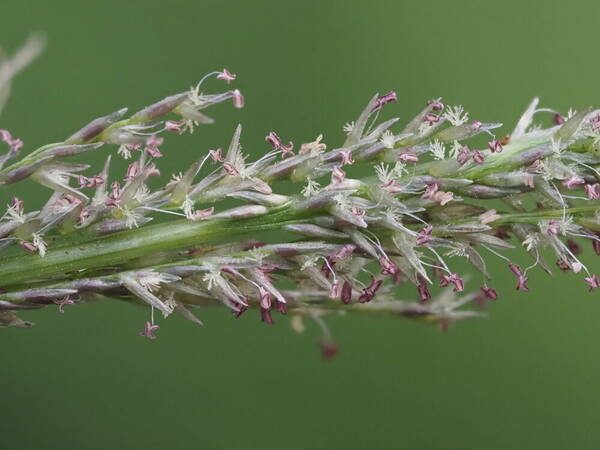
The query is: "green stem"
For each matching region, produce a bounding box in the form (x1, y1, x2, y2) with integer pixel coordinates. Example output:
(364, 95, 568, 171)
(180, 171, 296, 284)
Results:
(0, 205, 310, 288)
(0, 111, 159, 177)
(0, 196, 597, 290)
(494, 206, 600, 227)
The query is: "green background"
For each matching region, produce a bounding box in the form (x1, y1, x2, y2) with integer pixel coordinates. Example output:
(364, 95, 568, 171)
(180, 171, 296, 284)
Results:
(2, 1, 600, 449)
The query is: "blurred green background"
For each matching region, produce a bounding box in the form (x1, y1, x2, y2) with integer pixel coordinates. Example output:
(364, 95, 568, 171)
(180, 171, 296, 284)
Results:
(2, 1, 600, 449)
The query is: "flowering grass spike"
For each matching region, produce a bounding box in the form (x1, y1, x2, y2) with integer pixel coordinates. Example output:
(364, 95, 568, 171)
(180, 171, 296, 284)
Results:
(1, 37, 599, 356)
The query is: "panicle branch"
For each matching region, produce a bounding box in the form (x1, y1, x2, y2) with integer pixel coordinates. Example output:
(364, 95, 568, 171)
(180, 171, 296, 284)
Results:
(1, 38, 599, 356)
